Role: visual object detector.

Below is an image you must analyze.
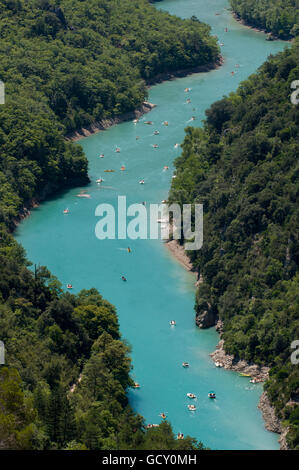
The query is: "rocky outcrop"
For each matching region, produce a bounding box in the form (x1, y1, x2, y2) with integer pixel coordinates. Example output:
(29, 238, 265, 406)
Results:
(258, 392, 282, 433)
(279, 426, 290, 450)
(66, 101, 156, 141)
(196, 304, 217, 329)
(210, 339, 269, 381)
(210, 338, 290, 449)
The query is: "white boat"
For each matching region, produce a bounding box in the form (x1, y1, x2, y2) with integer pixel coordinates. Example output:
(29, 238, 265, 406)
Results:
(182, 362, 189, 368)
(188, 405, 196, 411)
(169, 320, 176, 326)
(139, 179, 145, 184)
(215, 361, 223, 367)
(187, 393, 196, 399)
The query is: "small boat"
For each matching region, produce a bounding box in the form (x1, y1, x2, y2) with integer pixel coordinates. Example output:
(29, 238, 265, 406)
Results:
(139, 179, 145, 184)
(239, 373, 251, 377)
(96, 178, 104, 183)
(63, 208, 69, 214)
(159, 413, 167, 419)
(188, 404, 196, 411)
(104, 169, 115, 172)
(163, 121, 169, 126)
(163, 166, 169, 170)
(67, 284, 73, 289)
(152, 144, 159, 148)
(220, 43, 224, 46)
(215, 361, 223, 367)
(187, 393, 197, 399)
(184, 88, 190, 92)
(133, 382, 140, 389)
(154, 130, 160, 135)
(77, 193, 91, 198)
(208, 391, 216, 399)
(99, 154, 104, 158)
(121, 276, 127, 282)
(120, 166, 126, 171)
(133, 119, 138, 124)
(136, 136, 140, 140)
(182, 362, 189, 368)
(144, 121, 153, 125)
(169, 320, 176, 326)
(174, 143, 180, 148)
(186, 98, 191, 104)
(115, 147, 120, 153)
(250, 378, 258, 384)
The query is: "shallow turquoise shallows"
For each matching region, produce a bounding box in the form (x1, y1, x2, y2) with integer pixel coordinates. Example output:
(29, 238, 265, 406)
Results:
(15, 0, 287, 450)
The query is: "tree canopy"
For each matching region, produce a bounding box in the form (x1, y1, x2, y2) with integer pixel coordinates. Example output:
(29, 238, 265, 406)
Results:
(230, 0, 299, 39)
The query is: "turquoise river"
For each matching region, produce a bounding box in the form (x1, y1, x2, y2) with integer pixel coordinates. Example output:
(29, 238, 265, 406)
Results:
(16, 0, 287, 450)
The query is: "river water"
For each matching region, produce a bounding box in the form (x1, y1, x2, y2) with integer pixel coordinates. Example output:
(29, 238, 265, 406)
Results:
(15, 0, 287, 450)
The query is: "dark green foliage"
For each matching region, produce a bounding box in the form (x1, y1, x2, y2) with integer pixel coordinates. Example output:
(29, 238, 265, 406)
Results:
(230, 0, 299, 39)
(0, 0, 219, 230)
(169, 42, 299, 448)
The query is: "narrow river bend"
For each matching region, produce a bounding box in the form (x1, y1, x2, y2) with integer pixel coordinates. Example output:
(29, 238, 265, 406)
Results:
(16, 0, 286, 450)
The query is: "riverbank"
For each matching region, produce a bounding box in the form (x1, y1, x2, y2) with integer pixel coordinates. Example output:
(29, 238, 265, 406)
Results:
(231, 10, 280, 40)
(165, 236, 286, 448)
(146, 56, 224, 85)
(66, 101, 157, 142)
(66, 57, 224, 142)
(210, 325, 288, 449)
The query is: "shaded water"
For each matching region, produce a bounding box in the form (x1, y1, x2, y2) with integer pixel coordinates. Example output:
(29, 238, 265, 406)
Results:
(16, 0, 287, 449)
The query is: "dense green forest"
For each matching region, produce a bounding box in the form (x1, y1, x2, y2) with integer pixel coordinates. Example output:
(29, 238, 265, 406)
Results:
(0, 229, 206, 450)
(0, 0, 219, 231)
(169, 41, 299, 449)
(230, 0, 299, 39)
(0, 0, 217, 450)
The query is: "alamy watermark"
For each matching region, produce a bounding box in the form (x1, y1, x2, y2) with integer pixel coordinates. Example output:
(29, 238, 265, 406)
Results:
(291, 340, 299, 365)
(0, 341, 4, 364)
(290, 80, 299, 105)
(0, 80, 4, 104)
(95, 196, 203, 250)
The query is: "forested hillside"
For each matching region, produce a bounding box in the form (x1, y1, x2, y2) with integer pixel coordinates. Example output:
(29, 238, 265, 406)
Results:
(0, 0, 216, 449)
(0, 0, 219, 231)
(169, 42, 299, 448)
(230, 0, 299, 39)
(0, 230, 206, 450)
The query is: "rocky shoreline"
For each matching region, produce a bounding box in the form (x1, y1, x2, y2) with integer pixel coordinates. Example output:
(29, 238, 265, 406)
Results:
(66, 101, 156, 142)
(209, 325, 288, 449)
